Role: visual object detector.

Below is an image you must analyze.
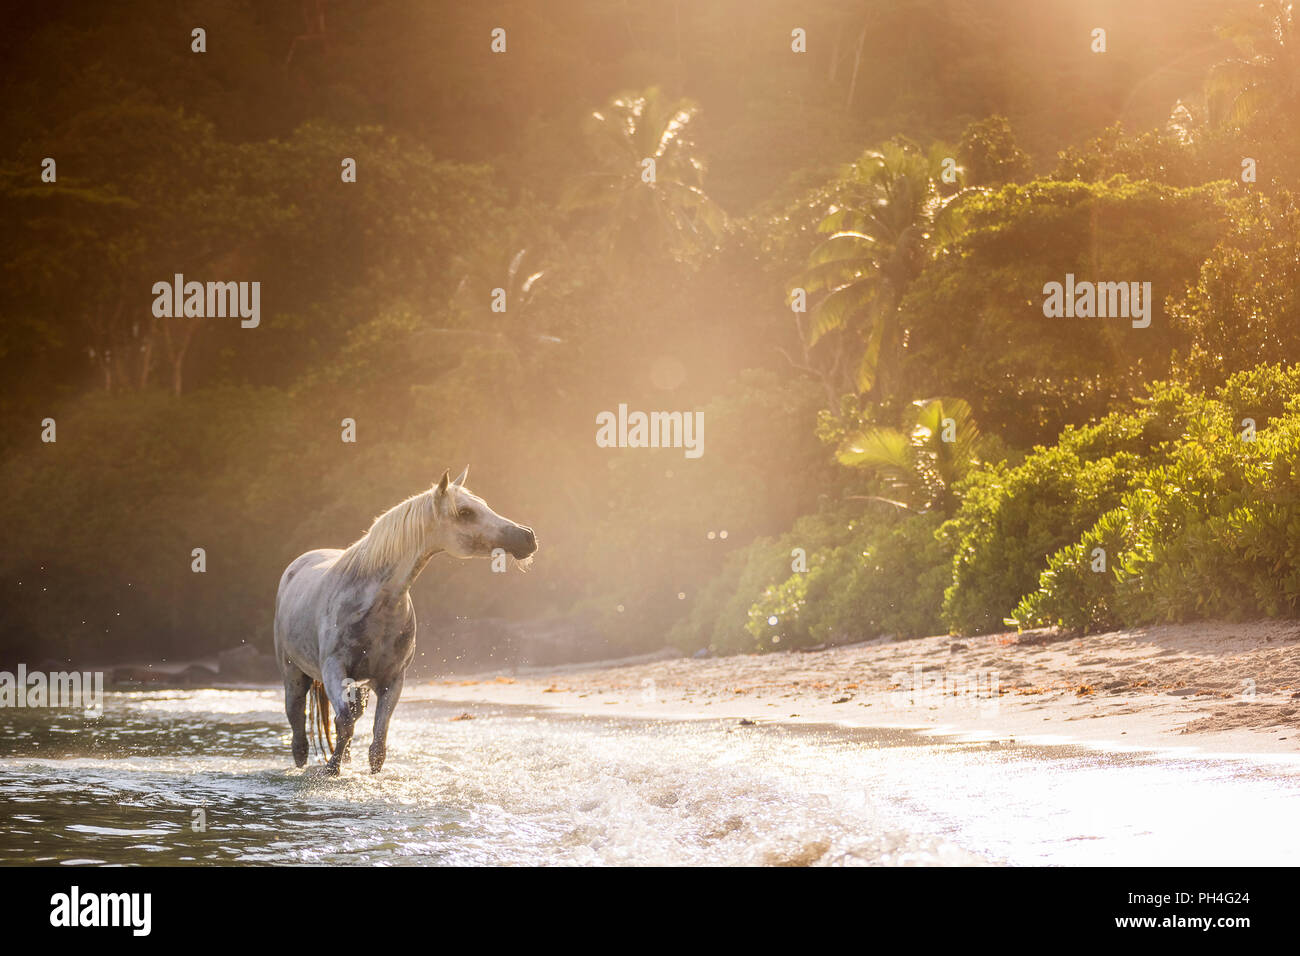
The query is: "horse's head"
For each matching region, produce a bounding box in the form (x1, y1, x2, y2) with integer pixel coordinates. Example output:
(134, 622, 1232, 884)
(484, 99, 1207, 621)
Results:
(432, 466, 538, 564)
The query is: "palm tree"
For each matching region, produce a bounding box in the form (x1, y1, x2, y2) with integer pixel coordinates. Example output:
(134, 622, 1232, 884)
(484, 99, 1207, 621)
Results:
(449, 243, 547, 333)
(1206, 0, 1299, 129)
(564, 87, 726, 262)
(836, 397, 985, 514)
(799, 140, 970, 403)
(406, 241, 564, 369)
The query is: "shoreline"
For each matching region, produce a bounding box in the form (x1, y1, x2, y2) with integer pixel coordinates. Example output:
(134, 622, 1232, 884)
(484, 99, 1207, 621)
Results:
(415, 620, 1300, 760)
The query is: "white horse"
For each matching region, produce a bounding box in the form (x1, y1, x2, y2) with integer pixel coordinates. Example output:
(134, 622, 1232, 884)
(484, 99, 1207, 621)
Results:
(273, 467, 536, 773)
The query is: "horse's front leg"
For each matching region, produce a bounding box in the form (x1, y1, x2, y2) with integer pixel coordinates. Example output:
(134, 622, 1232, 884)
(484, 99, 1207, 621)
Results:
(321, 658, 358, 776)
(336, 685, 369, 764)
(368, 673, 405, 774)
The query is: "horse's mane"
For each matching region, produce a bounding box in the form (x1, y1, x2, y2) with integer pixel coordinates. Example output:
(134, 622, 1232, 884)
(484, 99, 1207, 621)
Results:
(338, 488, 444, 576)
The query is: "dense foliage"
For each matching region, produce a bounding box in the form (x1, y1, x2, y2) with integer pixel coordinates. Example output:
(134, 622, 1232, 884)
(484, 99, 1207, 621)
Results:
(3, 1, 1300, 666)
(1012, 368, 1300, 631)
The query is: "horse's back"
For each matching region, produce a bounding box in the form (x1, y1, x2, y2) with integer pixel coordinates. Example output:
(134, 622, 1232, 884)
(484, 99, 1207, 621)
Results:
(274, 549, 344, 675)
(278, 548, 340, 590)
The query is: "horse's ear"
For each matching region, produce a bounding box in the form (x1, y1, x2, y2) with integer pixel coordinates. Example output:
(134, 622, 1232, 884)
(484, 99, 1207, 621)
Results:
(452, 465, 469, 488)
(435, 470, 450, 496)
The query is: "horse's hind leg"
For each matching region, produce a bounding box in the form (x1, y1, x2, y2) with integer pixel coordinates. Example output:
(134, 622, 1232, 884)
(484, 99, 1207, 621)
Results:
(320, 659, 357, 775)
(282, 666, 312, 768)
(368, 673, 405, 774)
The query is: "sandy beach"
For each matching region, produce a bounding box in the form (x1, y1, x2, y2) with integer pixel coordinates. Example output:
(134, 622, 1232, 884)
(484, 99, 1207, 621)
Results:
(420, 620, 1300, 757)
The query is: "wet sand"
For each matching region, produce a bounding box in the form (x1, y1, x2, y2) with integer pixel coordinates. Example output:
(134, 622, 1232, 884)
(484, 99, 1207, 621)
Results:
(421, 620, 1300, 757)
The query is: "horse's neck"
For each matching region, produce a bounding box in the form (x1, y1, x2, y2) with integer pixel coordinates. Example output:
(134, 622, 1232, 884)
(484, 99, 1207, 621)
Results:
(397, 546, 442, 592)
(370, 545, 443, 596)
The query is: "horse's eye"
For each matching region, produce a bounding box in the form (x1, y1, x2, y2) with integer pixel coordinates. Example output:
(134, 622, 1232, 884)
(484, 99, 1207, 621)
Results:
(458, 508, 474, 520)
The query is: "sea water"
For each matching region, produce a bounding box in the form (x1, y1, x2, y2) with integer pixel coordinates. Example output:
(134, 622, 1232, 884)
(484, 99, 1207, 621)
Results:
(2, 688, 1298, 866)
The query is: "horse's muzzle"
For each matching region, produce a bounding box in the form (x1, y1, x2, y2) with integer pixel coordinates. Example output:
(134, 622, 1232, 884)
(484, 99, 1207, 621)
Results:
(510, 525, 538, 560)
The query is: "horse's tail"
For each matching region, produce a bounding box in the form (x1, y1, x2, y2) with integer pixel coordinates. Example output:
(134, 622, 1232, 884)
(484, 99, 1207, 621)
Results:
(308, 680, 335, 759)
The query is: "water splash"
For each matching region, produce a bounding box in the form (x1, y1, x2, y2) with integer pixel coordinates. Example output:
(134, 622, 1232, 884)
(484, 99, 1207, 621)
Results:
(1, 689, 1297, 865)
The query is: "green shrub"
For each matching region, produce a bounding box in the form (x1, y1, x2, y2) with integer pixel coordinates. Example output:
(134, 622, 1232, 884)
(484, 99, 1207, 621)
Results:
(670, 507, 952, 654)
(746, 511, 951, 648)
(666, 534, 796, 655)
(680, 365, 1300, 651)
(1011, 369, 1300, 631)
(938, 419, 1147, 634)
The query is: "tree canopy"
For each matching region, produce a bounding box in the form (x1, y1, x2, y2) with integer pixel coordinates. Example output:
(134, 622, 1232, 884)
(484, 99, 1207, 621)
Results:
(2, 0, 1297, 666)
